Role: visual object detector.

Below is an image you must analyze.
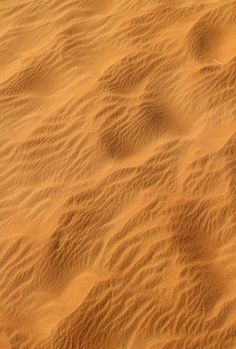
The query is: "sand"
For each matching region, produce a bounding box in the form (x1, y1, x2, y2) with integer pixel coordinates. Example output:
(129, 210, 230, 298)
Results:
(0, 0, 236, 348)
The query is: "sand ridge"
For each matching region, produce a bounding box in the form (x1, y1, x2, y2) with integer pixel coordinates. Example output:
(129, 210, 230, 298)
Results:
(0, 0, 236, 348)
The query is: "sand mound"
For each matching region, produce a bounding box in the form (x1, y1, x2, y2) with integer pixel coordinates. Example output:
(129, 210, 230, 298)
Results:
(0, 0, 236, 348)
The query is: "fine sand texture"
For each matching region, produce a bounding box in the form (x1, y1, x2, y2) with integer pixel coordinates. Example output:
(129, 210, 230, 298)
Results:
(0, 0, 236, 348)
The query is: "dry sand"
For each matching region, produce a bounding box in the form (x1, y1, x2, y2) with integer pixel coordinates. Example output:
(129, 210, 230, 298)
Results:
(0, 0, 236, 348)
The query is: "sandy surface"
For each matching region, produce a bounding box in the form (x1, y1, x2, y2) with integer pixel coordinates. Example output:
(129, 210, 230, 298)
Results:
(0, 0, 236, 348)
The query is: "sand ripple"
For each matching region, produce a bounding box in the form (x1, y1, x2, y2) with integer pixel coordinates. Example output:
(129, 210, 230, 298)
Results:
(0, 0, 236, 348)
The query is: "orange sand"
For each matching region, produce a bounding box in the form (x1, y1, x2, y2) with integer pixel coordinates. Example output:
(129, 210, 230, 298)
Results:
(0, 0, 236, 348)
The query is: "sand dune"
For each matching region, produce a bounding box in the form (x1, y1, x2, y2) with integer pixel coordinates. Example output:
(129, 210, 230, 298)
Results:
(0, 0, 236, 348)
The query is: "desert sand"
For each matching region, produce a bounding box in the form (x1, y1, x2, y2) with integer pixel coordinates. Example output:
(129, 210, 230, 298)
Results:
(0, 0, 236, 348)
